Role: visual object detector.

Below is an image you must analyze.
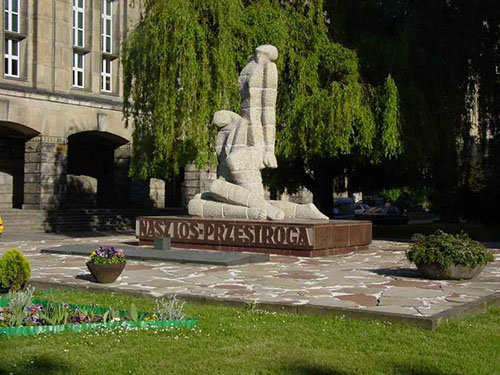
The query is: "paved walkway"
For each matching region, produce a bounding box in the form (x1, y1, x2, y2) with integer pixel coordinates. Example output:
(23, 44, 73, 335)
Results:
(1, 233, 499, 321)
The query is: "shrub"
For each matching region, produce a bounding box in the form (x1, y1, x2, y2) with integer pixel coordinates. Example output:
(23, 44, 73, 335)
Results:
(406, 230, 494, 269)
(0, 249, 32, 291)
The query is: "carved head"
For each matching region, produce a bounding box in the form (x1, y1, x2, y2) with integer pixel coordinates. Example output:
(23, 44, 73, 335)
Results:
(255, 45, 278, 63)
(212, 110, 239, 128)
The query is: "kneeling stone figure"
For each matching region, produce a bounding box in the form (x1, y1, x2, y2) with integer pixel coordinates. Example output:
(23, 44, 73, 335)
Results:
(188, 45, 328, 221)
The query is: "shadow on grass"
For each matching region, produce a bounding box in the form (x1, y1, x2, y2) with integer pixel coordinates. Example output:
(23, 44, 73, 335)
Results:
(284, 364, 462, 375)
(282, 365, 350, 375)
(0, 355, 71, 375)
(368, 267, 423, 279)
(390, 364, 462, 375)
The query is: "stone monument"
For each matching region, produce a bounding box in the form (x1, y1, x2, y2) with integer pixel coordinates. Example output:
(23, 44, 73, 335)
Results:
(188, 45, 328, 221)
(136, 45, 372, 257)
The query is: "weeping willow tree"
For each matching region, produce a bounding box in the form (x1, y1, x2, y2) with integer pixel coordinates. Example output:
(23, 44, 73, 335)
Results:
(122, 0, 401, 215)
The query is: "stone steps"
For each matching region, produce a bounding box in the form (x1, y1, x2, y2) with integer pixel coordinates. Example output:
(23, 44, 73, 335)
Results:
(0, 208, 187, 233)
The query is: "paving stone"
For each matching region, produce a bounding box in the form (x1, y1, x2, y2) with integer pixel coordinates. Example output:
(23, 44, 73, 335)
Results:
(382, 279, 443, 289)
(382, 287, 446, 298)
(337, 294, 378, 307)
(3, 233, 499, 321)
(307, 297, 358, 308)
(442, 286, 498, 296)
(364, 305, 420, 316)
(145, 278, 189, 288)
(445, 296, 479, 303)
(378, 296, 426, 307)
(334, 287, 384, 295)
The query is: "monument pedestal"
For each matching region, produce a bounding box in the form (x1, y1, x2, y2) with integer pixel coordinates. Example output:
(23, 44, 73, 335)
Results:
(136, 216, 372, 257)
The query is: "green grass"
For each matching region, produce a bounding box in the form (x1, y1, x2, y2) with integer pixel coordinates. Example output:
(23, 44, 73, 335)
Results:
(374, 223, 500, 242)
(1, 288, 499, 375)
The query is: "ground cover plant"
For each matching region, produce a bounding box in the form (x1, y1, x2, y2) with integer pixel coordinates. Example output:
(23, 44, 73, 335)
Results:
(0, 288, 190, 335)
(0, 288, 499, 375)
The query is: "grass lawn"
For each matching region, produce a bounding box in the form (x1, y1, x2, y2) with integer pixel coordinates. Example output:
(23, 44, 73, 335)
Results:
(0, 288, 499, 375)
(374, 223, 500, 242)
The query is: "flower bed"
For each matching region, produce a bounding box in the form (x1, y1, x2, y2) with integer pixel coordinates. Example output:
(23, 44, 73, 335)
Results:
(0, 293, 197, 337)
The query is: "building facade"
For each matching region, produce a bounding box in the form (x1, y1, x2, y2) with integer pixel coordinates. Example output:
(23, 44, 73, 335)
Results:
(0, 0, 165, 210)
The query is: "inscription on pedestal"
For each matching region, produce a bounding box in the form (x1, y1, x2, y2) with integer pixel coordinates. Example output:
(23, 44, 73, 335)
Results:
(138, 217, 312, 249)
(136, 216, 372, 256)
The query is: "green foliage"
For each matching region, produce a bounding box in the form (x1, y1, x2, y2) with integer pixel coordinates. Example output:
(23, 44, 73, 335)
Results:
(380, 188, 402, 204)
(128, 303, 139, 322)
(155, 295, 186, 321)
(324, 1, 500, 220)
(0, 249, 31, 292)
(406, 230, 494, 269)
(7, 286, 34, 326)
(122, 0, 401, 180)
(39, 302, 69, 326)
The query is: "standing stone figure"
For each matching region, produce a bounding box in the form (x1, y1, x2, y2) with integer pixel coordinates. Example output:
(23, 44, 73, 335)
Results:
(188, 45, 328, 221)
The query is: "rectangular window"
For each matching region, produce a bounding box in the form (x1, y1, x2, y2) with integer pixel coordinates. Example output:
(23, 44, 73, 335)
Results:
(101, 0, 112, 53)
(101, 58, 112, 92)
(72, 0, 84, 47)
(4, 0, 19, 33)
(4, 38, 19, 77)
(72, 52, 84, 88)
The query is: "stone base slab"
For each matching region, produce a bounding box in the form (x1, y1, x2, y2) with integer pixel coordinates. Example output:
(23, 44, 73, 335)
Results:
(136, 216, 372, 257)
(41, 244, 269, 266)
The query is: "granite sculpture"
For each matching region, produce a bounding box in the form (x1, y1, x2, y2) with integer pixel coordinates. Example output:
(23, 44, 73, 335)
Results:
(188, 45, 328, 221)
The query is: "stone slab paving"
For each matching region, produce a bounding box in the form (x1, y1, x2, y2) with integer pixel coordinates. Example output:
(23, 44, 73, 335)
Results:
(1, 233, 499, 326)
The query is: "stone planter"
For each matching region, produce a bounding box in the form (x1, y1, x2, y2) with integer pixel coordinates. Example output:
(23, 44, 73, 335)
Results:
(416, 262, 485, 280)
(86, 262, 126, 283)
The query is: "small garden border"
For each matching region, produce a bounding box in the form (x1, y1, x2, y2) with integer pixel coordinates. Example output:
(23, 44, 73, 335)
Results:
(0, 297, 198, 337)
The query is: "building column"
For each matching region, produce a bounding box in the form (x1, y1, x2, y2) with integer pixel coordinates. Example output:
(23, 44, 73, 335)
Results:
(182, 164, 216, 206)
(113, 143, 131, 207)
(23, 136, 67, 210)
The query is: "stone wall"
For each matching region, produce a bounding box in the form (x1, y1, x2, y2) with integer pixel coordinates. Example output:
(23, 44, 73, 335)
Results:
(23, 136, 67, 210)
(149, 178, 166, 208)
(182, 164, 217, 205)
(182, 164, 317, 206)
(0, 171, 13, 209)
(66, 174, 98, 208)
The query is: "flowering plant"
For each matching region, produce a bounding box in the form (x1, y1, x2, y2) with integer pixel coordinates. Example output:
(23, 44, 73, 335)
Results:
(88, 246, 125, 264)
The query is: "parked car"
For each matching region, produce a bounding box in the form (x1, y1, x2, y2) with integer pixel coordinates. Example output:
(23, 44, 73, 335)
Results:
(0, 216, 3, 236)
(333, 198, 355, 219)
(354, 203, 370, 216)
(357, 206, 409, 225)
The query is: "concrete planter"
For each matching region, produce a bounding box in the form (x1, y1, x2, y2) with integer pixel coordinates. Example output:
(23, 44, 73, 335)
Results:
(86, 262, 126, 283)
(416, 262, 485, 280)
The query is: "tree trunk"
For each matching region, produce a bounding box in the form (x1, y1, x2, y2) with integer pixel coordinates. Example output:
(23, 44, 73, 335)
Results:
(310, 160, 335, 219)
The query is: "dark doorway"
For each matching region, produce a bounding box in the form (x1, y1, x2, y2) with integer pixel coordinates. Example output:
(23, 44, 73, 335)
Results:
(0, 121, 39, 208)
(67, 131, 128, 208)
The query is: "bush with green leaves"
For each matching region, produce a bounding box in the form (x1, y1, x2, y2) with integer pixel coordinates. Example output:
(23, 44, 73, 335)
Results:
(0, 248, 32, 291)
(406, 230, 494, 269)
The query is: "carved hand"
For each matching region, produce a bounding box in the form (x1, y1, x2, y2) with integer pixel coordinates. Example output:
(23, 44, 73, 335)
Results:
(263, 151, 278, 169)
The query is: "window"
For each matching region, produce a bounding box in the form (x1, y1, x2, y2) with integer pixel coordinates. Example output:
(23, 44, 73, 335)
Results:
(4, 0, 19, 33)
(72, 0, 84, 47)
(72, 52, 84, 87)
(101, 58, 112, 92)
(4, 38, 19, 77)
(101, 0, 112, 54)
